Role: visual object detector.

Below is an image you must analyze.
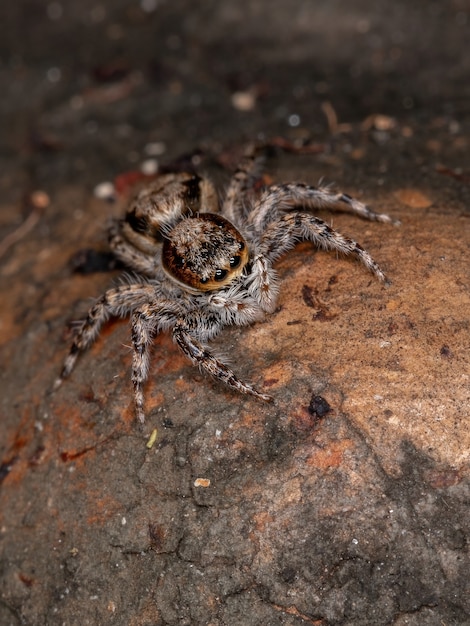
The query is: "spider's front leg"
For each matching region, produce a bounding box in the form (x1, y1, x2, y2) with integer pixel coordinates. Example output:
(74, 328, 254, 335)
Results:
(248, 183, 400, 232)
(258, 213, 390, 283)
(205, 253, 279, 315)
(172, 323, 273, 403)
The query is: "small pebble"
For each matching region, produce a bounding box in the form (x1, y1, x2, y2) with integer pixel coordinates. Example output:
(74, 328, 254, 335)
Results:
(231, 91, 256, 111)
(146, 428, 158, 449)
(140, 158, 159, 176)
(194, 478, 211, 488)
(30, 190, 50, 209)
(94, 181, 116, 201)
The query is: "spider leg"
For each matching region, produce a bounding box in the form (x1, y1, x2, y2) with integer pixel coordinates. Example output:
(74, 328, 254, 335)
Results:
(108, 220, 160, 277)
(258, 212, 390, 283)
(172, 323, 273, 402)
(244, 255, 279, 313)
(222, 144, 266, 225)
(130, 300, 183, 422)
(57, 284, 157, 384)
(207, 287, 266, 325)
(248, 183, 400, 232)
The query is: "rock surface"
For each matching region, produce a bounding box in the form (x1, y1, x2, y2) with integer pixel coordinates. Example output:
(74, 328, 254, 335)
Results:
(0, 1, 468, 625)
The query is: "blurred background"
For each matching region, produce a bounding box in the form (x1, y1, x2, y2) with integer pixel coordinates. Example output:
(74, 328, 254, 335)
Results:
(1, 0, 468, 200)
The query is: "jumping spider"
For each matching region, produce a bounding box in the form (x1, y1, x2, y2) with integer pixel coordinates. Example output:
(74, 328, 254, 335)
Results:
(57, 146, 398, 423)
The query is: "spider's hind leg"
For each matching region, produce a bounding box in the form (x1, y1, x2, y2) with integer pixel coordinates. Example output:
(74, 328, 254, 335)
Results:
(222, 144, 267, 224)
(108, 220, 160, 277)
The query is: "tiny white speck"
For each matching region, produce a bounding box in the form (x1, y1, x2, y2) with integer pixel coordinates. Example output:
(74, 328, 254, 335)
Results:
(288, 114, 301, 127)
(231, 91, 256, 111)
(121, 517, 127, 526)
(141, 158, 159, 176)
(94, 181, 116, 200)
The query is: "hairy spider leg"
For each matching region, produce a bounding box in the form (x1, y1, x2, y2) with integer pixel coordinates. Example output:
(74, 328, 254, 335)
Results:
(257, 212, 390, 284)
(131, 300, 181, 423)
(248, 182, 400, 232)
(222, 144, 266, 224)
(172, 323, 273, 403)
(108, 222, 161, 277)
(243, 254, 280, 313)
(57, 284, 157, 384)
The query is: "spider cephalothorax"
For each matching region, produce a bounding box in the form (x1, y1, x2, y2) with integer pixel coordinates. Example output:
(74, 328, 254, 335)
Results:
(57, 145, 399, 423)
(162, 214, 249, 292)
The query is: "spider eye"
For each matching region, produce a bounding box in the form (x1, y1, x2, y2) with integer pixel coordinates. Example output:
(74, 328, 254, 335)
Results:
(214, 268, 228, 281)
(238, 242, 245, 251)
(229, 255, 241, 269)
(200, 277, 209, 284)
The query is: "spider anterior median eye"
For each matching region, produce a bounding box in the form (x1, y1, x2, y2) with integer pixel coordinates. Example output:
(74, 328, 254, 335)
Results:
(214, 269, 228, 281)
(229, 255, 241, 268)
